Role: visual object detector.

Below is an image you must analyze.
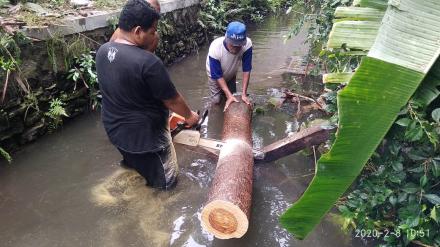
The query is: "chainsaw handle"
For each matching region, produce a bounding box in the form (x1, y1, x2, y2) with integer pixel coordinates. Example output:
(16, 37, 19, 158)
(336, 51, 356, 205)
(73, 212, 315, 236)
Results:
(171, 122, 187, 138)
(171, 109, 208, 138)
(194, 109, 208, 131)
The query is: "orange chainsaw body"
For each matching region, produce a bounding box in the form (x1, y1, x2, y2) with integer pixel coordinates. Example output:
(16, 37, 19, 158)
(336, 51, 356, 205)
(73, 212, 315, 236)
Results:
(169, 113, 186, 130)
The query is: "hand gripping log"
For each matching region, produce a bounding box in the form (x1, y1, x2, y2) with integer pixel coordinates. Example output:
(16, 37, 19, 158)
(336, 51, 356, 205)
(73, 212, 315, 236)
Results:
(201, 102, 253, 239)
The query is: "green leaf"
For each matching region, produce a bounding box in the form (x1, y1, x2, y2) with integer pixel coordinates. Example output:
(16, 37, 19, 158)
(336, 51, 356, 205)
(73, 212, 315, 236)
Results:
(431, 207, 438, 223)
(395, 118, 410, 127)
(405, 127, 423, 142)
(0, 0, 8, 8)
(398, 193, 408, 203)
(432, 108, 440, 123)
(402, 183, 419, 194)
(407, 153, 427, 161)
(323, 72, 353, 84)
(424, 194, 440, 205)
(409, 166, 424, 173)
(327, 21, 380, 50)
(389, 195, 397, 206)
(0, 147, 12, 163)
(334, 7, 385, 22)
(420, 175, 428, 187)
(432, 160, 440, 177)
(392, 161, 403, 171)
(352, 0, 388, 11)
(389, 171, 405, 184)
(413, 61, 440, 107)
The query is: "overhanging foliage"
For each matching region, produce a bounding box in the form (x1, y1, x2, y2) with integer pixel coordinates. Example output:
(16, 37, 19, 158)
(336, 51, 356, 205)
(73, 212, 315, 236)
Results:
(280, 0, 440, 239)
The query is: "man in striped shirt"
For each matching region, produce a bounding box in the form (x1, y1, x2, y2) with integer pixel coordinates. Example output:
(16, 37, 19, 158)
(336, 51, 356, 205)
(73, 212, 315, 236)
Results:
(206, 21, 253, 111)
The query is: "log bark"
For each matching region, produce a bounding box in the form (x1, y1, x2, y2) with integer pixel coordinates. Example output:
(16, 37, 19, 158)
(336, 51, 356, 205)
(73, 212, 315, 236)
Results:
(201, 102, 253, 239)
(258, 126, 332, 163)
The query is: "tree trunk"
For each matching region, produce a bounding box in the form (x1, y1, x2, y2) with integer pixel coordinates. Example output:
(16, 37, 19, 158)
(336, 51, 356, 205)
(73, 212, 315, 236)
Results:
(201, 102, 253, 239)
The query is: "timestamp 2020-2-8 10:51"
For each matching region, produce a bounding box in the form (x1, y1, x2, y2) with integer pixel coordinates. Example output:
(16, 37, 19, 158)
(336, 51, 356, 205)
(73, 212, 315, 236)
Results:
(354, 228, 431, 239)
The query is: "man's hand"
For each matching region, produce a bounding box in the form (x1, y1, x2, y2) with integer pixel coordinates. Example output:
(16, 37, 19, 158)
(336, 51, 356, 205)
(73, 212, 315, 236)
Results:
(164, 93, 199, 127)
(185, 111, 199, 127)
(224, 96, 239, 112)
(241, 94, 252, 106)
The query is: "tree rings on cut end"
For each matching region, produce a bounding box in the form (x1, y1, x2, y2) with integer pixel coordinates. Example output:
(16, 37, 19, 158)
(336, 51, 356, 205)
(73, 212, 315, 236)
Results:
(201, 200, 249, 239)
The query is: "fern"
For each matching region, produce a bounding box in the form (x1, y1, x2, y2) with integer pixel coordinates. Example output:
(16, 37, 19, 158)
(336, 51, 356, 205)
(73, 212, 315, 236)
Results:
(48, 98, 68, 118)
(45, 98, 68, 130)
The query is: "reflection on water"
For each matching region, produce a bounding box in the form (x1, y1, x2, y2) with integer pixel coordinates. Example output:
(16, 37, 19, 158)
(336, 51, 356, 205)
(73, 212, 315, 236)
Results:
(0, 14, 364, 247)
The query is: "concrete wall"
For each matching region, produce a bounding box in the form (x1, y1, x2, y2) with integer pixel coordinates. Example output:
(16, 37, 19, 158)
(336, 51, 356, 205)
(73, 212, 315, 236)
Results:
(0, 0, 206, 152)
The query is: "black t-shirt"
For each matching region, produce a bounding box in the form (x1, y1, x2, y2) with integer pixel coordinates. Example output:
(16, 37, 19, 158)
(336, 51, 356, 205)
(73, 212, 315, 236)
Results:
(96, 42, 177, 153)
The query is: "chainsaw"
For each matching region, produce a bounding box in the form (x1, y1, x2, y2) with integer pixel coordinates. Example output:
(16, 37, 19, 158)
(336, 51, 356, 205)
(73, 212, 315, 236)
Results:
(170, 110, 264, 159)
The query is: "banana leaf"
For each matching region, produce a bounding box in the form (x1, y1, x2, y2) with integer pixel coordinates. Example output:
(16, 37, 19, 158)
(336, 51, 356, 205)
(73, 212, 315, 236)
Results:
(334, 7, 385, 22)
(414, 58, 440, 107)
(328, 4, 440, 108)
(280, 0, 440, 239)
(327, 21, 380, 50)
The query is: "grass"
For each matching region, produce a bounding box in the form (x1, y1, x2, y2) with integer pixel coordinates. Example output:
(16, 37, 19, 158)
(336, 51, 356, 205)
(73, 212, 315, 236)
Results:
(94, 0, 127, 8)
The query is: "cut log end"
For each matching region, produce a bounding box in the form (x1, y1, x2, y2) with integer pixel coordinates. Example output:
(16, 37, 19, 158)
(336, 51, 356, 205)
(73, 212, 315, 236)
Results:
(201, 200, 249, 239)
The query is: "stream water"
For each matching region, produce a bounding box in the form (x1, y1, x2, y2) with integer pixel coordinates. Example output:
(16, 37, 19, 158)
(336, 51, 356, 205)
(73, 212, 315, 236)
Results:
(0, 14, 365, 247)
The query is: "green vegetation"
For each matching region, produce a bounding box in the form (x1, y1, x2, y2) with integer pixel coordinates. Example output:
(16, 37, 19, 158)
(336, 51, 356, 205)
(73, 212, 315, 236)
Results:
(45, 98, 68, 130)
(49, 0, 65, 4)
(279, 0, 440, 246)
(7, 0, 123, 8)
(46, 34, 89, 74)
(199, 0, 290, 36)
(0, 146, 12, 163)
(107, 16, 120, 31)
(0, 56, 18, 103)
(0, 30, 99, 161)
(339, 100, 440, 246)
(0, 31, 31, 102)
(93, 0, 125, 8)
(67, 51, 100, 110)
(284, 0, 356, 75)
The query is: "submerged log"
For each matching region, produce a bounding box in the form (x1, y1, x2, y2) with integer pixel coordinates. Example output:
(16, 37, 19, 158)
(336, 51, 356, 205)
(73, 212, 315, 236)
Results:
(201, 102, 253, 239)
(258, 125, 332, 163)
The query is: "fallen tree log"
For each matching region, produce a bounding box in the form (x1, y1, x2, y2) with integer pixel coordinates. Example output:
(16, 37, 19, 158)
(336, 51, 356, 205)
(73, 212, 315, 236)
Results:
(201, 102, 253, 239)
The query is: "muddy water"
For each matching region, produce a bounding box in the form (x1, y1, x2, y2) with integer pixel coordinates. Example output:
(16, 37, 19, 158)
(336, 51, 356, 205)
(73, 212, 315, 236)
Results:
(0, 15, 364, 247)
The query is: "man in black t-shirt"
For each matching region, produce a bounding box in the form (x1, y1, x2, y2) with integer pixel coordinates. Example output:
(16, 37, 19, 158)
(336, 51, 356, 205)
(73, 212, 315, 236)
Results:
(96, 0, 199, 190)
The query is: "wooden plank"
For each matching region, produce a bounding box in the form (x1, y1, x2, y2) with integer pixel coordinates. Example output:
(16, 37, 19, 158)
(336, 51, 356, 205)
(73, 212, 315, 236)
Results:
(258, 126, 332, 163)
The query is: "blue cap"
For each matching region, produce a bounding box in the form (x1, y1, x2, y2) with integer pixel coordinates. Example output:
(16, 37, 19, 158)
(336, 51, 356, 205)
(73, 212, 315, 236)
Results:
(225, 21, 247, 47)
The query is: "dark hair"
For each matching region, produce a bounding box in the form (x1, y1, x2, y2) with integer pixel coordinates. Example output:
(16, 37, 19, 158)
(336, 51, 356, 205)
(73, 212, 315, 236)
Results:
(118, 0, 160, 32)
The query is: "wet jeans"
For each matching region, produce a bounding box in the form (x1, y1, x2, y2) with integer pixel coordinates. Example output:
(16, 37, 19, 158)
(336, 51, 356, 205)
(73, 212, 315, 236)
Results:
(117, 143, 178, 190)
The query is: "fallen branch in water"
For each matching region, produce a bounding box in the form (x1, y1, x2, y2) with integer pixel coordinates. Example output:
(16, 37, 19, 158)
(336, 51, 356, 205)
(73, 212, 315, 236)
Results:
(411, 240, 433, 247)
(284, 89, 321, 105)
(1, 70, 10, 103)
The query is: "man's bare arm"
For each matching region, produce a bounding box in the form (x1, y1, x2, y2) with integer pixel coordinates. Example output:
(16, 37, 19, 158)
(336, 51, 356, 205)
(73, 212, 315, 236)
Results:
(241, 71, 251, 105)
(217, 77, 238, 111)
(163, 92, 199, 126)
(216, 77, 234, 99)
